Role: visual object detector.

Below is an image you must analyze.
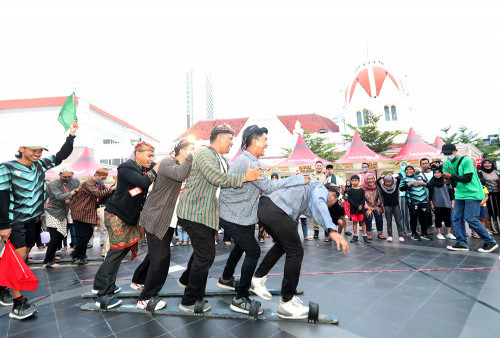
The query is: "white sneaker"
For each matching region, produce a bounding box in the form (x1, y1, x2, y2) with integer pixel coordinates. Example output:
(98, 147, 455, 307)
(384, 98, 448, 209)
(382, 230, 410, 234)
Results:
(177, 279, 186, 289)
(250, 276, 272, 301)
(387, 236, 393, 242)
(446, 233, 456, 240)
(436, 233, 446, 240)
(399, 237, 404, 242)
(277, 296, 309, 319)
(137, 299, 166, 310)
(130, 282, 144, 291)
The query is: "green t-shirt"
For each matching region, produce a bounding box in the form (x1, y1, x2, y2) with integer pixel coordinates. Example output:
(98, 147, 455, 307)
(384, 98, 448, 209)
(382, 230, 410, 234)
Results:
(443, 156, 485, 201)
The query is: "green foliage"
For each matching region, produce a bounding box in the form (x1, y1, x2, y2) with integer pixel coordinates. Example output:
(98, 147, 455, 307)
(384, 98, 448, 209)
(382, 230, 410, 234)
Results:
(343, 109, 402, 154)
(281, 130, 342, 162)
(441, 125, 500, 161)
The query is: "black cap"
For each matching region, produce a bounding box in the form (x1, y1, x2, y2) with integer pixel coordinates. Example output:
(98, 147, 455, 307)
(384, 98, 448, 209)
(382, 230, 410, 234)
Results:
(270, 173, 279, 179)
(441, 143, 457, 154)
(325, 164, 333, 169)
(211, 124, 235, 137)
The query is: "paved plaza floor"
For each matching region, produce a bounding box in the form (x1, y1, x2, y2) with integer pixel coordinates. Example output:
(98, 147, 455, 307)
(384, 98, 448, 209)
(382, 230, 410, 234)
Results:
(1, 225, 500, 338)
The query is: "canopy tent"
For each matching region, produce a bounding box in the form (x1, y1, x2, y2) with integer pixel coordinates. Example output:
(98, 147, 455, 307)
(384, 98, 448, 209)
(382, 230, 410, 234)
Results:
(336, 130, 392, 163)
(71, 147, 103, 177)
(276, 134, 331, 167)
(432, 136, 445, 151)
(392, 128, 441, 160)
(45, 168, 60, 179)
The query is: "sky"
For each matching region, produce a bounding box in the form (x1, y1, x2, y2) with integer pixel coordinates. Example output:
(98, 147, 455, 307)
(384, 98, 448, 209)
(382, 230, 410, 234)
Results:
(1, 0, 499, 145)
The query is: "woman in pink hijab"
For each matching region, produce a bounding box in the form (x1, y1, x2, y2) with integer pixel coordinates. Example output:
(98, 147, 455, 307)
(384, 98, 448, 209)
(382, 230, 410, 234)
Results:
(362, 173, 385, 239)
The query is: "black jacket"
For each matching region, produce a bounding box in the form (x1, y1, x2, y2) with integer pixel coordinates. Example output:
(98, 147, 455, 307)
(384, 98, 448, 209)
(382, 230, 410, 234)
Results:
(105, 159, 156, 225)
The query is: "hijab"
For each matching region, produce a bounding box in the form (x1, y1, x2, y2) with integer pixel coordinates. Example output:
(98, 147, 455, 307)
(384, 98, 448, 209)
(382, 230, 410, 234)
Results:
(361, 172, 377, 192)
(479, 159, 496, 173)
(429, 173, 445, 188)
(379, 174, 397, 194)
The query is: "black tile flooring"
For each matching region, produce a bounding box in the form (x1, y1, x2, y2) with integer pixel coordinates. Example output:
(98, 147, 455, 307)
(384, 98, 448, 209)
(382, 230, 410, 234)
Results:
(1, 224, 500, 338)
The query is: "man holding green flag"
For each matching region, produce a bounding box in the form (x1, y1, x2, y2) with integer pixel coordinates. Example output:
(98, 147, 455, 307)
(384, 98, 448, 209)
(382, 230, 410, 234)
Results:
(58, 92, 78, 131)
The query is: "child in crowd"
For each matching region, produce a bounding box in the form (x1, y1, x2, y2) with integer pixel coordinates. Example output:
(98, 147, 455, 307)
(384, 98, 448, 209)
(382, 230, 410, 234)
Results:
(326, 187, 349, 242)
(476, 186, 490, 237)
(399, 165, 431, 241)
(176, 224, 190, 246)
(346, 175, 369, 243)
(428, 170, 456, 240)
(362, 173, 385, 239)
(377, 174, 404, 242)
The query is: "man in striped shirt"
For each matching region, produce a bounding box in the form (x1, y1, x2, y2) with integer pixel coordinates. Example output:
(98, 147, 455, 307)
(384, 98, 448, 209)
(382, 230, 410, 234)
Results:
(176, 124, 263, 313)
(0, 120, 78, 320)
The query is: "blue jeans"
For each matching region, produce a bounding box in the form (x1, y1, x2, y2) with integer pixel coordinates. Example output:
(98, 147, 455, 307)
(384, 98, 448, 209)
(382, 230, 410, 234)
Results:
(453, 199, 496, 247)
(63, 223, 76, 247)
(365, 210, 384, 233)
(293, 218, 308, 238)
(177, 225, 189, 242)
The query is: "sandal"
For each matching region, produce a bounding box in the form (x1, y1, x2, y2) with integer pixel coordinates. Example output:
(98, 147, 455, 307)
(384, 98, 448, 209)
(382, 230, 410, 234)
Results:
(377, 233, 386, 239)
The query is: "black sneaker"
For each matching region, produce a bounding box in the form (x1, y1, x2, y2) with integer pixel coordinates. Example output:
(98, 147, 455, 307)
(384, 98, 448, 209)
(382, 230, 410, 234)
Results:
(411, 235, 421, 241)
(217, 277, 237, 290)
(363, 235, 371, 244)
(478, 243, 498, 253)
(350, 235, 358, 243)
(344, 231, 352, 236)
(9, 298, 38, 320)
(229, 296, 264, 315)
(421, 234, 433, 241)
(73, 258, 88, 266)
(0, 288, 13, 306)
(447, 243, 469, 251)
(313, 230, 319, 239)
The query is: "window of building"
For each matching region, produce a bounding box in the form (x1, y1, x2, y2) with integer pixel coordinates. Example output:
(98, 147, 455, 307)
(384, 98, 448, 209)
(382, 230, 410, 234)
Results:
(391, 106, 397, 121)
(384, 106, 390, 121)
(111, 158, 123, 166)
(103, 139, 120, 145)
(356, 112, 362, 126)
(363, 111, 369, 125)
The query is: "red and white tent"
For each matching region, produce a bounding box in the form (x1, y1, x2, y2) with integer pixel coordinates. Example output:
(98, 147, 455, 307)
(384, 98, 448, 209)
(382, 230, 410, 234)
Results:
(336, 130, 392, 163)
(432, 136, 445, 151)
(71, 147, 103, 177)
(392, 128, 441, 160)
(276, 134, 331, 166)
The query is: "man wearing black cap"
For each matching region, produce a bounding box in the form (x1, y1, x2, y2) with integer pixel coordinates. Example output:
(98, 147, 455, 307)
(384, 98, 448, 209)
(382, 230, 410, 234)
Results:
(176, 124, 263, 313)
(441, 144, 498, 253)
(217, 125, 309, 315)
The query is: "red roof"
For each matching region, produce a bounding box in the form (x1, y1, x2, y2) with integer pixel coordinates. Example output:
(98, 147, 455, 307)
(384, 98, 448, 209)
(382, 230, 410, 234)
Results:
(0, 96, 159, 143)
(336, 130, 392, 163)
(277, 114, 339, 134)
(432, 136, 445, 150)
(178, 118, 249, 140)
(277, 134, 332, 166)
(392, 128, 441, 160)
(348, 64, 401, 103)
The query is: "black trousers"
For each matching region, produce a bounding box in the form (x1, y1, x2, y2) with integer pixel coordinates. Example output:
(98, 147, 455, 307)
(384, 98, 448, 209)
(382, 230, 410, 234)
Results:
(220, 218, 261, 299)
(178, 218, 216, 306)
(254, 197, 304, 301)
(43, 227, 64, 264)
(73, 220, 94, 259)
(131, 228, 174, 301)
(94, 246, 131, 296)
(409, 203, 430, 236)
(434, 207, 452, 228)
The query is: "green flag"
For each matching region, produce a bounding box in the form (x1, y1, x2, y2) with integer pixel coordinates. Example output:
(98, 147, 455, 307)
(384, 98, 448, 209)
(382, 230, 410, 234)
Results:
(58, 92, 77, 131)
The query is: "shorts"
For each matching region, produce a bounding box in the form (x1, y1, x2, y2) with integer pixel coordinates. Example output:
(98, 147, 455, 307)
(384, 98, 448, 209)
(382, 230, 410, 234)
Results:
(479, 206, 488, 218)
(8, 218, 38, 249)
(350, 214, 364, 222)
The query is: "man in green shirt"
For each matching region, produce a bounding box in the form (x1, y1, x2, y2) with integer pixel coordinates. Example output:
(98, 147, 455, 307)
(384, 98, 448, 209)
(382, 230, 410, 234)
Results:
(441, 144, 497, 253)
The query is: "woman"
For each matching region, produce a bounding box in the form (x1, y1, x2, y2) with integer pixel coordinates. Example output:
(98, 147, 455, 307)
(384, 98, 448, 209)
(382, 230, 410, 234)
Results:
(377, 174, 404, 242)
(478, 159, 500, 234)
(362, 173, 385, 239)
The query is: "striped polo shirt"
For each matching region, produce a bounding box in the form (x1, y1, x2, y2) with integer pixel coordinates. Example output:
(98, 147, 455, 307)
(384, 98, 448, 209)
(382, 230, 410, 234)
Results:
(0, 156, 57, 228)
(399, 175, 429, 205)
(176, 146, 245, 230)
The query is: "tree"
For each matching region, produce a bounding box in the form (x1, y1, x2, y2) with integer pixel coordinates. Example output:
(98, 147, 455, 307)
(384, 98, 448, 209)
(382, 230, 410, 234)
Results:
(281, 130, 342, 162)
(441, 125, 500, 161)
(343, 109, 402, 154)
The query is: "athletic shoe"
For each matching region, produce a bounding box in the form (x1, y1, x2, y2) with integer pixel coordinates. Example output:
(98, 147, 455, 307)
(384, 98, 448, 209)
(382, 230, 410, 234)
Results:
(446, 233, 456, 240)
(229, 296, 264, 315)
(478, 243, 498, 253)
(350, 235, 358, 243)
(277, 296, 309, 319)
(421, 234, 433, 241)
(363, 235, 370, 244)
(436, 233, 446, 240)
(9, 298, 37, 320)
(177, 279, 187, 289)
(447, 243, 469, 251)
(73, 258, 88, 266)
(92, 286, 122, 295)
(250, 276, 272, 301)
(399, 237, 404, 242)
(387, 236, 393, 242)
(137, 298, 167, 310)
(179, 301, 211, 313)
(0, 288, 13, 306)
(217, 277, 236, 290)
(130, 282, 144, 291)
(344, 231, 352, 236)
(411, 235, 421, 241)
(95, 297, 122, 309)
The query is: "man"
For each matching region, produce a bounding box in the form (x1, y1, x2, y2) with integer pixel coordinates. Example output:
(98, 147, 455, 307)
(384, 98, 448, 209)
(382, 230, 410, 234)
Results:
(310, 161, 327, 239)
(93, 142, 160, 309)
(0, 120, 78, 320)
(218, 125, 308, 314)
(130, 140, 194, 311)
(441, 144, 498, 253)
(43, 167, 81, 268)
(253, 180, 349, 319)
(70, 169, 114, 265)
(176, 124, 263, 313)
(418, 158, 434, 234)
(360, 162, 370, 184)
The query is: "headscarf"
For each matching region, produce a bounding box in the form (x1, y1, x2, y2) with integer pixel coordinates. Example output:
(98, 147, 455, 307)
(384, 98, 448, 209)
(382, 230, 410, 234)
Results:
(399, 161, 410, 177)
(362, 172, 381, 208)
(379, 174, 397, 194)
(479, 159, 496, 173)
(361, 172, 377, 192)
(429, 174, 445, 188)
(404, 165, 415, 178)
